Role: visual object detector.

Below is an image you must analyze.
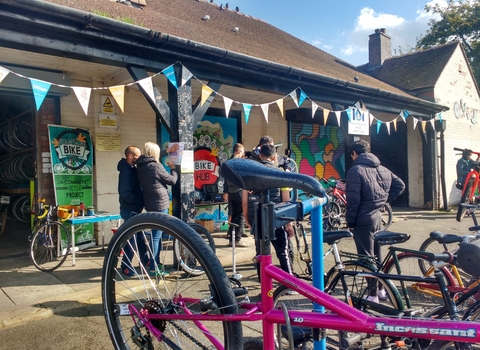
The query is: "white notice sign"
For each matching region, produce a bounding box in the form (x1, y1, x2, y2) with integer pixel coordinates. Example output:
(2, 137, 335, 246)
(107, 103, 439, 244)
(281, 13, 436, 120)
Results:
(348, 110, 370, 135)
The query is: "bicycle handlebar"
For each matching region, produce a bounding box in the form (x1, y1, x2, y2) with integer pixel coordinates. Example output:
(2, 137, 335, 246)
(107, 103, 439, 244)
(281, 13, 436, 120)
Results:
(454, 147, 480, 157)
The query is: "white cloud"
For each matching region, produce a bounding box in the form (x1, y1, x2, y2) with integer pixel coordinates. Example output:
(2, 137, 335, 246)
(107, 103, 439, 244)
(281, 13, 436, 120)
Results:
(340, 2, 445, 65)
(312, 39, 321, 47)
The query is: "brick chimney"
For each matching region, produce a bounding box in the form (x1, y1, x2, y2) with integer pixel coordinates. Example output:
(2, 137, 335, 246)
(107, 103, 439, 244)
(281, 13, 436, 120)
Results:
(368, 28, 391, 68)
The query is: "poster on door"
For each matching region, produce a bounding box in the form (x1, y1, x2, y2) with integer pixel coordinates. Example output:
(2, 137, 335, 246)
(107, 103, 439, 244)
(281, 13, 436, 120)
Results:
(48, 125, 94, 246)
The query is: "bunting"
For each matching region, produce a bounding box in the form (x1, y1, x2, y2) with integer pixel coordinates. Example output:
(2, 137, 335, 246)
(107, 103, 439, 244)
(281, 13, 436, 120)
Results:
(276, 99, 284, 118)
(260, 103, 269, 123)
(0, 62, 445, 134)
(109, 85, 125, 113)
(242, 104, 252, 124)
(72, 86, 92, 115)
(163, 64, 178, 88)
(201, 85, 214, 107)
(223, 96, 233, 118)
(30, 79, 52, 111)
(311, 101, 318, 118)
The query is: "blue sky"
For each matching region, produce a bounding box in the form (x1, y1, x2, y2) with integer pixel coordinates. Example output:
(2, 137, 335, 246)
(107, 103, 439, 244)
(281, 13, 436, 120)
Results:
(231, 0, 445, 66)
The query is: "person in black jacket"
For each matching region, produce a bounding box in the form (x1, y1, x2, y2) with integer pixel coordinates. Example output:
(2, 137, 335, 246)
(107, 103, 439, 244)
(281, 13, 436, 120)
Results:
(136, 142, 178, 277)
(117, 146, 146, 276)
(346, 140, 405, 302)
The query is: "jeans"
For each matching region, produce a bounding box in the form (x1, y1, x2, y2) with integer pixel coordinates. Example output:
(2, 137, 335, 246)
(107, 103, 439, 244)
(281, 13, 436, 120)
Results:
(120, 210, 147, 271)
(148, 208, 169, 271)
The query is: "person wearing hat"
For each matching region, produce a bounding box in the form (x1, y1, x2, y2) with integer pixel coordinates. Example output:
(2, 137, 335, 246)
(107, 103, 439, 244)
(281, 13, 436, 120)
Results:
(456, 149, 473, 190)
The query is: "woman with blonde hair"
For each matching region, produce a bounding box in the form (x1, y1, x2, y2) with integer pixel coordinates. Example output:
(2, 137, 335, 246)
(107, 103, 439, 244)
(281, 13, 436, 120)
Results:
(136, 141, 178, 276)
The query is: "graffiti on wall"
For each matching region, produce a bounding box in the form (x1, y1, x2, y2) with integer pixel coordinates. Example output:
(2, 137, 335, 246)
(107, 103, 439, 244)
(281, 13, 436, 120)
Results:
(290, 122, 346, 180)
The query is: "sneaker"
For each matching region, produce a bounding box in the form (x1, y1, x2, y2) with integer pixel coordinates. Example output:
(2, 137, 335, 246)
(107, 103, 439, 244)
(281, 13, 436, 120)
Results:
(121, 267, 136, 277)
(149, 264, 170, 277)
(365, 295, 379, 303)
(378, 289, 387, 301)
(230, 239, 250, 247)
(241, 232, 249, 238)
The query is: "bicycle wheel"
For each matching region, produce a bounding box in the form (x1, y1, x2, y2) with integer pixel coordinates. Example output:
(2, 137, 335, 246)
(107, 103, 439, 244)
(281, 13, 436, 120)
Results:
(380, 203, 393, 230)
(457, 178, 475, 222)
(325, 201, 342, 230)
(418, 237, 472, 285)
(173, 222, 216, 275)
(384, 253, 454, 314)
(0, 210, 6, 237)
(325, 261, 403, 315)
(102, 212, 242, 350)
(30, 221, 71, 272)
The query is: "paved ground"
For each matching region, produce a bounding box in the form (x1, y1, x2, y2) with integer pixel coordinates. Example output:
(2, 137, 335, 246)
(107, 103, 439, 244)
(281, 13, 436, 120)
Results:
(0, 207, 470, 332)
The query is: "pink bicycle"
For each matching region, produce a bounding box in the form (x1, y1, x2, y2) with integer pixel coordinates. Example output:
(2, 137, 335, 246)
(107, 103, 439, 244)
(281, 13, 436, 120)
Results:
(102, 159, 480, 350)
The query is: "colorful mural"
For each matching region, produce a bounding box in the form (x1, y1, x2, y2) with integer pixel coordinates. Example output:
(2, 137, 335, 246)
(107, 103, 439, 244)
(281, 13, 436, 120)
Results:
(290, 122, 346, 181)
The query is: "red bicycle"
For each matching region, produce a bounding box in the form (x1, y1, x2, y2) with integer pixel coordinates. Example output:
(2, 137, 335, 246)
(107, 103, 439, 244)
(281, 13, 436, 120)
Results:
(321, 177, 394, 229)
(455, 147, 480, 221)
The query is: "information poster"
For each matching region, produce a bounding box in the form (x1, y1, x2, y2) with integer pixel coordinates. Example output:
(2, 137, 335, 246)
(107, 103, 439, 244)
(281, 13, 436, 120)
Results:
(48, 125, 94, 246)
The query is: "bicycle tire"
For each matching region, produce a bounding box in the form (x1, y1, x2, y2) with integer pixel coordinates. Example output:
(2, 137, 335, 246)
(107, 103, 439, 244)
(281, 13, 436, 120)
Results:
(325, 261, 403, 314)
(325, 201, 342, 230)
(418, 237, 472, 285)
(429, 299, 480, 350)
(457, 178, 475, 222)
(0, 211, 6, 237)
(173, 222, 216, 275)
(102, 212, 243, 350)
(30, 221, 71, 272)
(380, 203, 393, 230)
(383, 253, 454, 314)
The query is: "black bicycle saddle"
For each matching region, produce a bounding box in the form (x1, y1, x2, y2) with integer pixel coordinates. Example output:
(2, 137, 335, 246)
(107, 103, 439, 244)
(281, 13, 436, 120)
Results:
(221, 158, 325, 198)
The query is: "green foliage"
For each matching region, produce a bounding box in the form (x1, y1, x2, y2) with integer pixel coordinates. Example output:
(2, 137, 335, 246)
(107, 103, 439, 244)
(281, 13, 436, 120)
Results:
(91, 9, 143, 27)
(416, 0, 480, 84)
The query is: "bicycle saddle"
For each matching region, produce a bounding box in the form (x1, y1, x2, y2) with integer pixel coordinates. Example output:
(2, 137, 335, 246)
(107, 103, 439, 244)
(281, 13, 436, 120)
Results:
(430, 231, 465, 244)
(374, 231, 410, 245)
(221, 158, 325, 198)
(323, 230, 353, 245)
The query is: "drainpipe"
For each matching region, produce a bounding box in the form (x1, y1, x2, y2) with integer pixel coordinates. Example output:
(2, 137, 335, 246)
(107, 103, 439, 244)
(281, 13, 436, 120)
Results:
(439, 124, 448, 210)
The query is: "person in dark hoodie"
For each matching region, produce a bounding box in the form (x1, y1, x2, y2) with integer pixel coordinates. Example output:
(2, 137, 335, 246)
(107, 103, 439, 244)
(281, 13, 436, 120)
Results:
(117, 146, 146, 276)
(345, 139, 405, 302)
(136, 141, 178, 277)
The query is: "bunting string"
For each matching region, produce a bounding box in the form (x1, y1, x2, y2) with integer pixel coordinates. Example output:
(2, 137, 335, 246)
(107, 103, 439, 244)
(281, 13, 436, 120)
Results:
(0, 62, 444, 133)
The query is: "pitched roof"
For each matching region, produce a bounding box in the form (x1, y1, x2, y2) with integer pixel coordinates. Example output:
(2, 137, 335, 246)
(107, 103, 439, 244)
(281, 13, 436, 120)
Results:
(360, 41, 460, 91)
(44, 0, 412, 98)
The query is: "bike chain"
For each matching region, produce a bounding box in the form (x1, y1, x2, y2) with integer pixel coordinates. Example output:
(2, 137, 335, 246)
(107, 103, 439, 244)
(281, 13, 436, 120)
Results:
(168, 320, 210, 350)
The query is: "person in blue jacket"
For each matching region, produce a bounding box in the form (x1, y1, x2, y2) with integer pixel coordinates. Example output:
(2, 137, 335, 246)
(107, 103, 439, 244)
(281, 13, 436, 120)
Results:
(117, 145, 146, 276)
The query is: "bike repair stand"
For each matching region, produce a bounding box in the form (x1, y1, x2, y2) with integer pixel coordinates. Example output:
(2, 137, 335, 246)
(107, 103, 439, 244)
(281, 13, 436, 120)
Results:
(229, 222, 242, 280)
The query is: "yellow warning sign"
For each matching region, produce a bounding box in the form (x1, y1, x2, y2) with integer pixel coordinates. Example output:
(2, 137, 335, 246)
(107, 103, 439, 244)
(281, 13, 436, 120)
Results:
(101, 95, 115, 114)
(99, 113, 118, 128)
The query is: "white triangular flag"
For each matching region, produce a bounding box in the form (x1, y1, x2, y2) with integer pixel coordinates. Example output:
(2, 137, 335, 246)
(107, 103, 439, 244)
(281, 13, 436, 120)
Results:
(0, 66, 9, 84)
(413, 118, 418, 130)
(72, 87, 92, 115)
(334, 111, 341, 126)
(386, 122, 391, 135)
(261, 103, 269, 123)
(311, 101, 318, 118)
(138, 77, 155, 103)
(223, 96, 233, 118)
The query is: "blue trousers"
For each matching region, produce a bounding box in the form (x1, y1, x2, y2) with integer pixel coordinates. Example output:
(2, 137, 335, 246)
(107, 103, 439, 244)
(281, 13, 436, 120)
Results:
(148, 208, 168, 271)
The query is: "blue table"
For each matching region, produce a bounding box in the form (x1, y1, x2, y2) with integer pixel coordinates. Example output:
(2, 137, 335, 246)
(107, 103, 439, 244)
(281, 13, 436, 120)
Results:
(66, 212, 121, 265)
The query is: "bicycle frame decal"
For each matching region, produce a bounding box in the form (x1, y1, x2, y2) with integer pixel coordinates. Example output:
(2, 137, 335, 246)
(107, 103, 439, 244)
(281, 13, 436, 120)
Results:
(374, 322, 476, 338)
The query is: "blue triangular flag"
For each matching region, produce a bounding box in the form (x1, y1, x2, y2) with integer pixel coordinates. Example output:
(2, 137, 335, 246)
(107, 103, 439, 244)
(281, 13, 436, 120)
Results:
(242, 104, 252, 124)
(376, 120, 382, 134)
(438, 112, 442, 122)
(162, 65, 178, 89)
(30, 79, 52, 110)
(298, 89, 307, 107)
(404, 109, 410, 118)
(346, 108, 353, 122)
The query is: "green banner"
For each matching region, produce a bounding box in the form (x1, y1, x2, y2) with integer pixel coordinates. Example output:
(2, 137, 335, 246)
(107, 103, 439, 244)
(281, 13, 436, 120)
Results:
(48, 125, 94, 246)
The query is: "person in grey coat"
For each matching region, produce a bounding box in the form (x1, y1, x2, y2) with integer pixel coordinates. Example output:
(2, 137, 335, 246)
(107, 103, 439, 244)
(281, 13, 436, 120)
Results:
(136, 142, 178, 277)
(346, 140, 405, 302)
